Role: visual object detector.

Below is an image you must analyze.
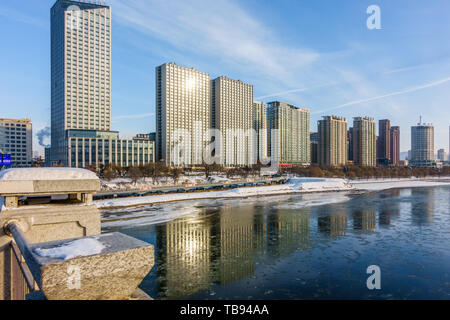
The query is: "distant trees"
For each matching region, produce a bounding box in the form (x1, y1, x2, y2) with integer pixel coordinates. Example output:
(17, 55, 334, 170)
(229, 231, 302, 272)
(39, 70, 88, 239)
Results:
(170, 167, 183, 185)
(97, 161, 450, 185)
(126, 166, 142, 185)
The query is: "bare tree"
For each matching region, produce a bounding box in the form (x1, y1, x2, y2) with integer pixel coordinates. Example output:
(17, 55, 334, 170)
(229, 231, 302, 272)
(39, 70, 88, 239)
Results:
(127, 166, 142, 186)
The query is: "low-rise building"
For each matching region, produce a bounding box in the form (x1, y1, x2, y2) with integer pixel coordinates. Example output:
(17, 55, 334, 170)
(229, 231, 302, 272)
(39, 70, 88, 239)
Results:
(0, 118, 32, 167)
(67, 129, 154, 168)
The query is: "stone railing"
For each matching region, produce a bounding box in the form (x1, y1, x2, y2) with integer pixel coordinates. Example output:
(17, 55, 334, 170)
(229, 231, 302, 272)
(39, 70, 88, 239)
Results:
(0, 168, 154, 300)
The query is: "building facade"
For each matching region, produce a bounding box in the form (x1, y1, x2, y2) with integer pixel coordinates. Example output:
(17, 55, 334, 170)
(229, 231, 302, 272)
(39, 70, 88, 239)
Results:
(156, 63, 210, 166)
(411, 122, 435, 167)
(50, 0, 111, 165)
(211, 77, 254, 166)
(347, 128, 354, 163)
(377, 119, 391, 165)
(253, 101, 267, 163)
(353, 117, 376, 167)
(317, 116, 347, 167)
(390, 126, 400, 166)
(0, 118, 32, 167)
(437, 149, 447, 162)
(310, 132, 318, 164)
(267, 101, 310, 166)
(67, 130, 154, 168)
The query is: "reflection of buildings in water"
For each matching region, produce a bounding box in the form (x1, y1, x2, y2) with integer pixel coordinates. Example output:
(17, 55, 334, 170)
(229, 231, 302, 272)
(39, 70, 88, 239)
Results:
(267, 209, 310, 258)
(378, 189, 401, 226)
(156, 205, 311, 298)
(252, 213, 267, 255)
(411, 188, 434, 224)
(318, 214, 347, 236)
(352, 210, 376, 231)
(212, 205, 256, 285)
(156, 213, 213, 299)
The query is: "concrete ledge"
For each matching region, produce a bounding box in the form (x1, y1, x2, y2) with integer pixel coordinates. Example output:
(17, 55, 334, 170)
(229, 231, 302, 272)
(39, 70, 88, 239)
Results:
(0, 180, 100, 196)
(0, 205, 100, 244)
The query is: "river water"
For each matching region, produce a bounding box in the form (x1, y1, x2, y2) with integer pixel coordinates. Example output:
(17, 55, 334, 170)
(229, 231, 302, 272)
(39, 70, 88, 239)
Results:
(101, 186, 450, 300)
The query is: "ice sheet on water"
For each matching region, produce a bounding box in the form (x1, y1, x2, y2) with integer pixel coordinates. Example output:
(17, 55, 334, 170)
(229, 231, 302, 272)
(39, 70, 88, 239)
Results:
(101, 201, 203, 229)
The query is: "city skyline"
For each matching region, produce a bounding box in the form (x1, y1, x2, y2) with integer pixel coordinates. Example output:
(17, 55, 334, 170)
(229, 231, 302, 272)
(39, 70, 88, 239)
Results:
(1, 0, 450, 156)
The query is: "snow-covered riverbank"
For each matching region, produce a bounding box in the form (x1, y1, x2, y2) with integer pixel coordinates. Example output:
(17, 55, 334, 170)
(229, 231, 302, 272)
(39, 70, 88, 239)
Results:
(95, 177, 450, 209)
(95, 178, 353, 209)
(353, 178, 450, 191)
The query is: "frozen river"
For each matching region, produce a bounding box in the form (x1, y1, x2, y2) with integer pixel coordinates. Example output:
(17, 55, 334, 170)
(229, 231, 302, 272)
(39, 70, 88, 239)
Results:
(101, 186, 450, 299)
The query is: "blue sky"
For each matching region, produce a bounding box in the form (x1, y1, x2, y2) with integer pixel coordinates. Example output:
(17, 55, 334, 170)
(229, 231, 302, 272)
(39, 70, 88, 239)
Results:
(1, 0, 449, 156)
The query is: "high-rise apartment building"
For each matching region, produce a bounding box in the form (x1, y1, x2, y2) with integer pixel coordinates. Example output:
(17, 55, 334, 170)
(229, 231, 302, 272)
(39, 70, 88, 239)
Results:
(0, 118, 32, 167)
(390, 126, 400, 166)
(211, 77, 254, 166)
(50, 0, 111, 165)
(377, 119, 391, 165)
(437, 149, 447, 162)
(353, 117, 376, 167)
(156, 63, 211, 166)
(253, 101, 267, 163)
(267, 101, 310, 166)
(411, 120, 435, 167)
(317, 116, 347, 167)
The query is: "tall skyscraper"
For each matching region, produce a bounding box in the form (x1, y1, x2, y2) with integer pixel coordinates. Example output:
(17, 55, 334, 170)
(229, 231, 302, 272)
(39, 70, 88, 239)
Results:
(50, 0, 111, 165)
(390, 126, 400, 166)
(156, 63, 211, 166)
(317, 116, 347, 167)
(411, 120, 435, 167)
(0, 118, 32, 167)
(253, 101, 267, 163)
(377, 119, 391, 165)
(267, 101, 310, 166)
(353, 117, 376, 167)
(211, 76, 254, 166)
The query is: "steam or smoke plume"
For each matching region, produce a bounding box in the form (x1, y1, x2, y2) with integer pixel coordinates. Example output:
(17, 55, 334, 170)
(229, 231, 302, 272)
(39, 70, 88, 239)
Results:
(37, 127, 51, 148)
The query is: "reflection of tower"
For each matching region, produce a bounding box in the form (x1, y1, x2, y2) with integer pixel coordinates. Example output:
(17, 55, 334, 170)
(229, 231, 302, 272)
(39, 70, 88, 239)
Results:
(212, 205, 256, 285)
(156, 213, 212, 299)
(411, 188, 434, 224)
(253, 213, 267, 255)
(352, 210, 376, 231)
(318, 214, 347, 236)
(267, 210, 310, 258)
(378, 189, 401, 226)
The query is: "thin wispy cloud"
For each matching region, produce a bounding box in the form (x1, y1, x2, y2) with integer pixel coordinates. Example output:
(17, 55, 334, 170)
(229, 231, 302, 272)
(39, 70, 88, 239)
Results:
(109, 0, 319, 87)
(313, 76, 450, 114)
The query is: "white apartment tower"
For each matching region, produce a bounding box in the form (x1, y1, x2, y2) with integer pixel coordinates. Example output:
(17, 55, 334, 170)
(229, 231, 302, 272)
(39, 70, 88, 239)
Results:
(318, 116, 348, 167)
(211, 76, 254, 166)
(50, 0, 111, 165)
(156, 63, 211, 166)
(267, 101, 310, 166)
(411, 120, 435, 167)
(352, 117, 376, 167)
